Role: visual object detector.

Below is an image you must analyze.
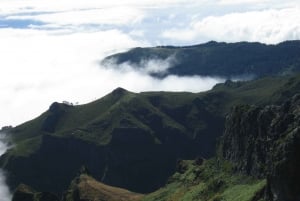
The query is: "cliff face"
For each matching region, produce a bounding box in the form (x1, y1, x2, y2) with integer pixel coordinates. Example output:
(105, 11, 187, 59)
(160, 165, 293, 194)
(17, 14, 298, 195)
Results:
(3, 133, 194, 194)
(220, 94, 300, 201)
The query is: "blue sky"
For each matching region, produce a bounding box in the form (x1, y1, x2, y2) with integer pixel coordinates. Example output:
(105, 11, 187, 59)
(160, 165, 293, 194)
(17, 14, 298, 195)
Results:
(0, 0, 300, 126)
(1, 0, 300, 45)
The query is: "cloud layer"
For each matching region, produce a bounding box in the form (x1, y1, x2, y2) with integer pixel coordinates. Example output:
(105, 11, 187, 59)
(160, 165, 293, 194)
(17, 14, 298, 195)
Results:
(0, 27, 224, 126)
(162, 7, 300, 44)
(0, 134, 12, 201)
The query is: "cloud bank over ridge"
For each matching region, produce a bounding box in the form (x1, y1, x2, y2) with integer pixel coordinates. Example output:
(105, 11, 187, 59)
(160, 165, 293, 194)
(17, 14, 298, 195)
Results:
(0, 28, 223, 127)
(0, 0, 300, 127)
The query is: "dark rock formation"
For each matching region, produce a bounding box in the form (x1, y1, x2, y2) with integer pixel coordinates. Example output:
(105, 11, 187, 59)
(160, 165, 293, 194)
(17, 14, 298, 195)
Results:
(220, 94, 300, 201)
(12, 184, 59, 201)
(4, 132, 196, 194)
(41, 102, 68, 133)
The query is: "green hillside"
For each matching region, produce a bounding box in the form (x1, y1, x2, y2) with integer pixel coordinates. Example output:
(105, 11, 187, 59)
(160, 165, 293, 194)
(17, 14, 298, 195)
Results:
(2, 74, 300, 196)
(142, 159, 266, 201)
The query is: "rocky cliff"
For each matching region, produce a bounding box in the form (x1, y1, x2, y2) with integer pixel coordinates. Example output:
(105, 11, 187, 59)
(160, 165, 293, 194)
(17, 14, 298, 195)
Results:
(220, 94, 300, 201)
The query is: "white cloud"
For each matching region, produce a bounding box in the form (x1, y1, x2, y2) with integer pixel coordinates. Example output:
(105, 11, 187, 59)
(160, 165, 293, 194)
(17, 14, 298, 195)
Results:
(0, 170, 10, 201)
(0, 0, 199, 16)
(218, 0, 270, 5)
(105, 54, 178, 75)
(7, 7, 145, 27)
(0, 28, 141, 126)
(0, 134, 11, 201)
(0, 27, 224, 127)
(162, 7, 300, 44)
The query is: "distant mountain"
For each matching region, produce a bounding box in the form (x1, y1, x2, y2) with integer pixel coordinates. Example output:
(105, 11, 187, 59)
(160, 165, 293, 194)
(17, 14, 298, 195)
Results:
(102, 40, 300, 78)
(2, 74, 300, 196)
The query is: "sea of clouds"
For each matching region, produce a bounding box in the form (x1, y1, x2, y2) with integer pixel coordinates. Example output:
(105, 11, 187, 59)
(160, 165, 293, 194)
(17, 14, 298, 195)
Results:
(0, 0, 299, 127)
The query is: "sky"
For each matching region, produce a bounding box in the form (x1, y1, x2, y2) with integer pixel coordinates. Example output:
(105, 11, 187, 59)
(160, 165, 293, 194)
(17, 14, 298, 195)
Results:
(0, 0, 300, 127)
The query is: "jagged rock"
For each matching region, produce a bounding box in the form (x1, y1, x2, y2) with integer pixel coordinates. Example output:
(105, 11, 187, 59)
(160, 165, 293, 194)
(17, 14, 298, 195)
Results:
(194, 156, 204, 166)
(79, 165, 90, 176)
(176, 159, 188, 174)
(42, 102, 67, 133)
(220, 94, 300, 201)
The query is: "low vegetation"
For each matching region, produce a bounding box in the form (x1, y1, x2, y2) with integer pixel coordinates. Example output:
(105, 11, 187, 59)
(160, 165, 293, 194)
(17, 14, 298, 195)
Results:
(142, 159, 266, 201)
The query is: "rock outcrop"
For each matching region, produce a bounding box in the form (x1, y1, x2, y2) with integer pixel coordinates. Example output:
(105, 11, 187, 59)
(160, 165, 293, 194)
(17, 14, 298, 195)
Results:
(220, 94, 300, 201)
(12, 183, 59, 201)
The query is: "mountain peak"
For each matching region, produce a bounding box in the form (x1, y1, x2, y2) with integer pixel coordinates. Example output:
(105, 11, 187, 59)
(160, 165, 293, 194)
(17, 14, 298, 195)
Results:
(111, 87, 129, 96)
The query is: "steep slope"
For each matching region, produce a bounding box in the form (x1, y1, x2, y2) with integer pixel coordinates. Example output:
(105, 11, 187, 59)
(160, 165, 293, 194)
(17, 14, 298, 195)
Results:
(141, 94, 300, 201)
(102, 40, 300, 78)
(220, 94, 300, 201)
(142, 159, 266, 201)
(2, 74, 300, 196)
(1, 88, 222, 194)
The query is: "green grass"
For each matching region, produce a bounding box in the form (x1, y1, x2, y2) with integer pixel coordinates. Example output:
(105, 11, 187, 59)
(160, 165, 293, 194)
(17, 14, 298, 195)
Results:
(142, 159, 266, 201)
(221, 180, 266, 201)
(8, 136, 42, 157)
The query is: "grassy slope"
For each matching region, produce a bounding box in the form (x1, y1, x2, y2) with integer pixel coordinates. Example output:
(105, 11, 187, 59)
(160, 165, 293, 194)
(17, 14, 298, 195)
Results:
(142, 159, 266, 201)
(7, 74, 300, 157)
(6, 74, 300, 198)
(63, 174, 144, 201)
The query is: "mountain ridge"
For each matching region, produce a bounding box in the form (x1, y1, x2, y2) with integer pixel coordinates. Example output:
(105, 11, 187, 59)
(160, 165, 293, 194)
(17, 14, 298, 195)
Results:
(2, 73, 300, 196)
(102, 40, 300, 78)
